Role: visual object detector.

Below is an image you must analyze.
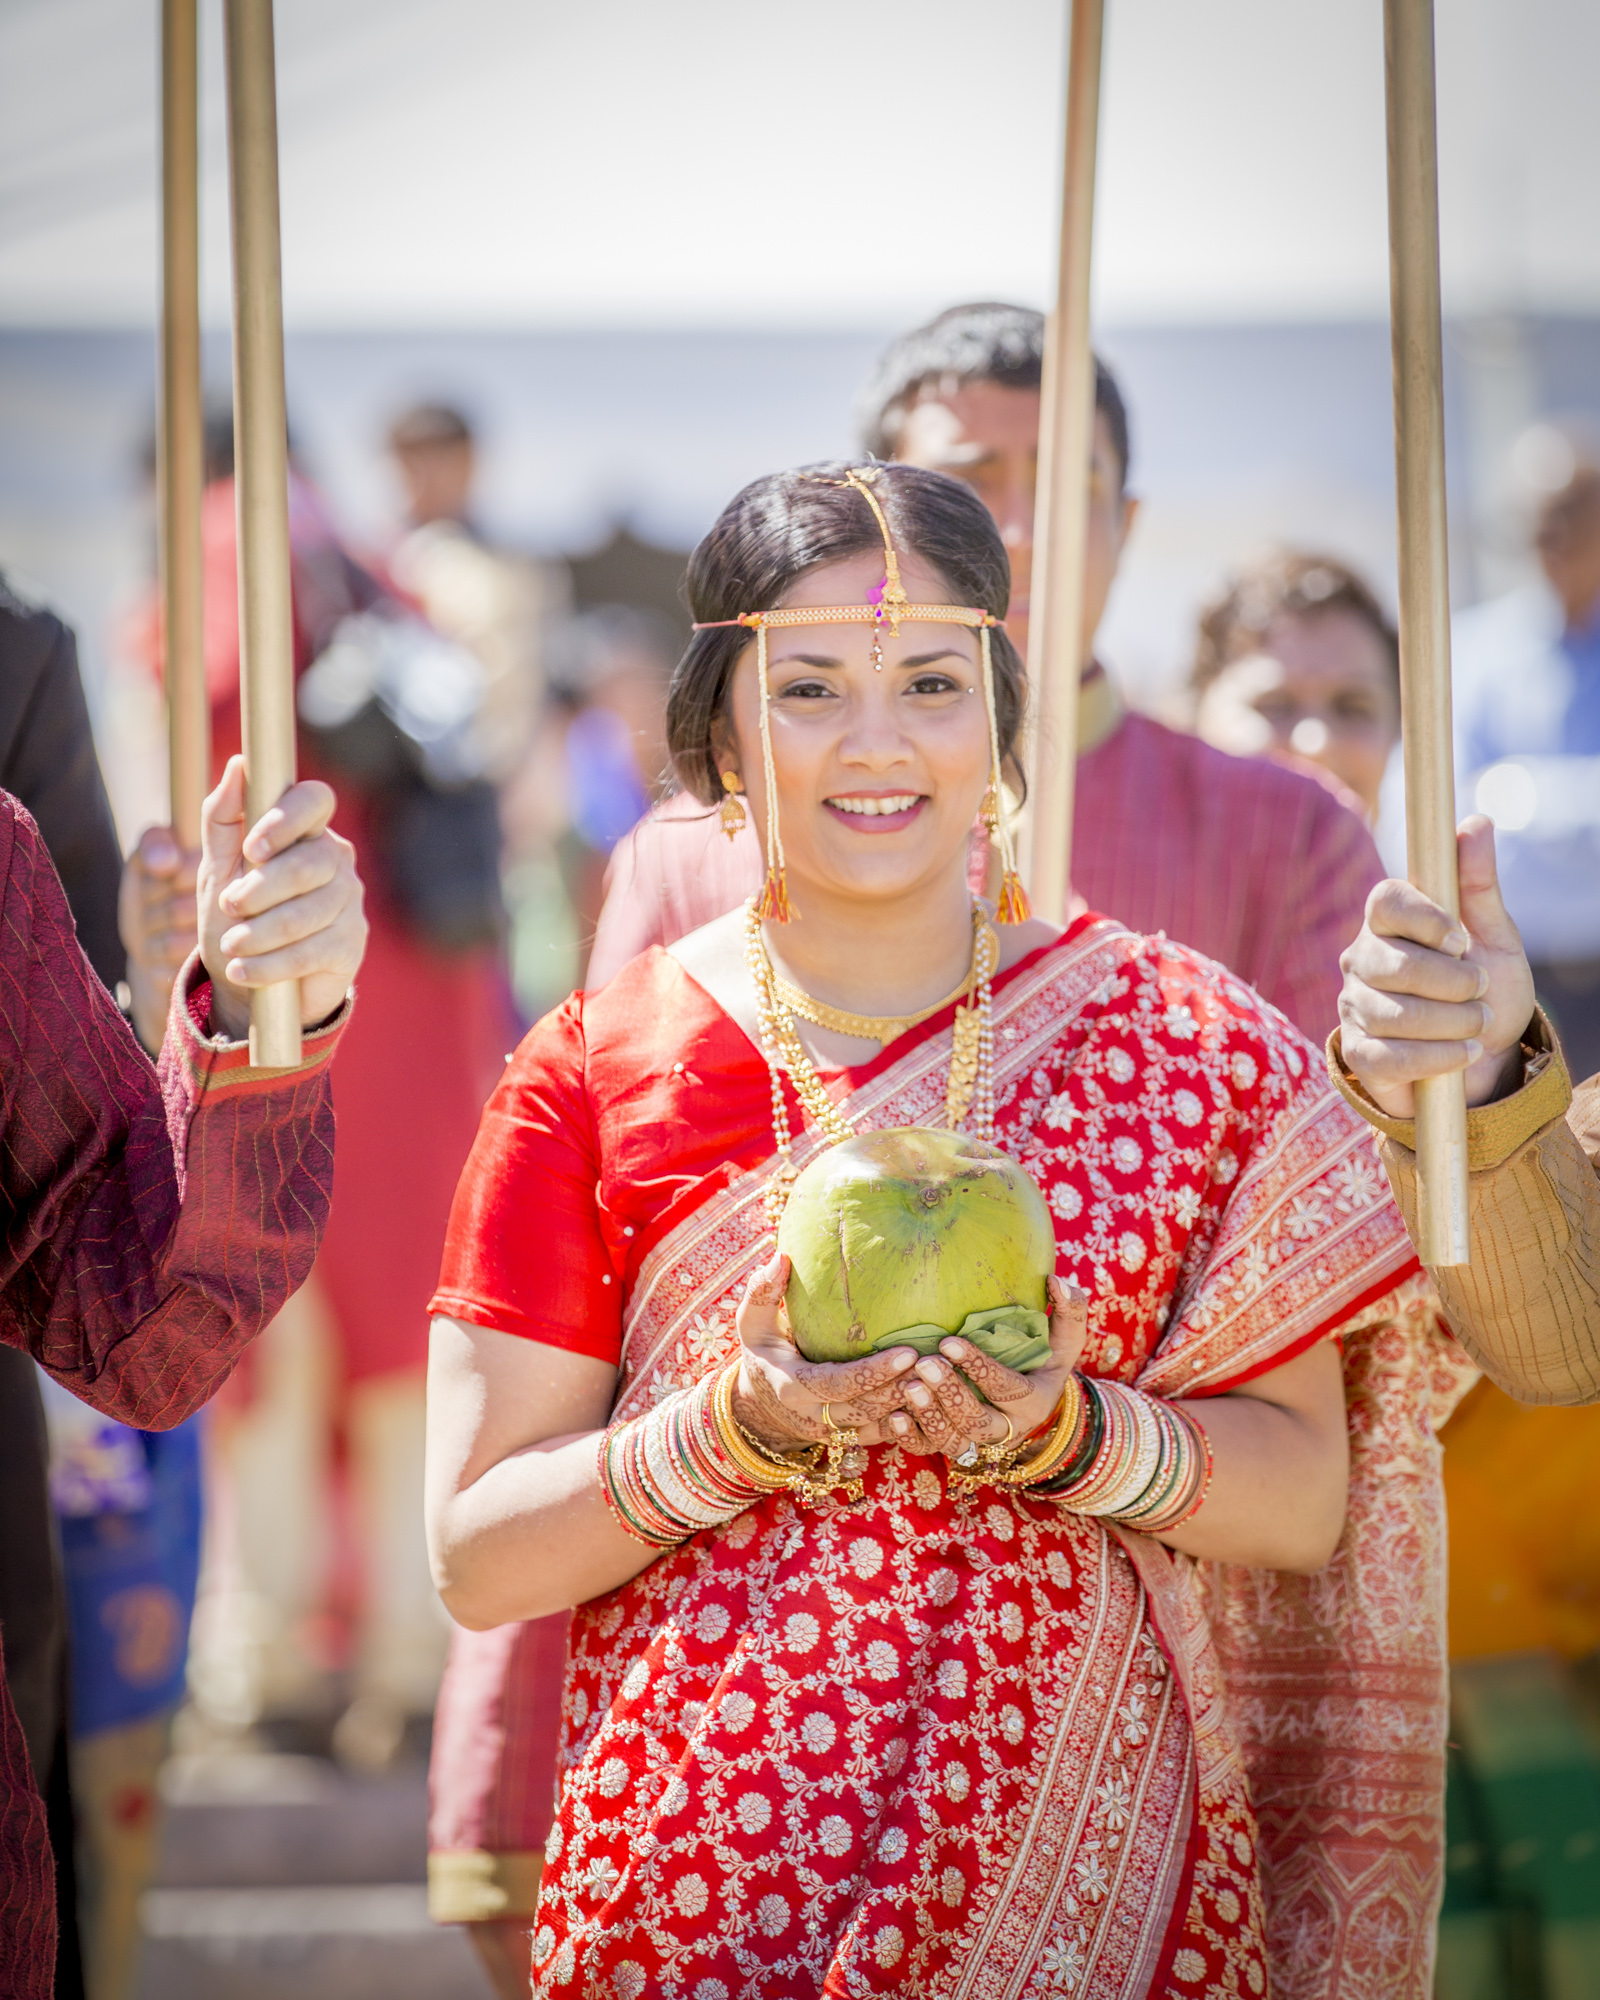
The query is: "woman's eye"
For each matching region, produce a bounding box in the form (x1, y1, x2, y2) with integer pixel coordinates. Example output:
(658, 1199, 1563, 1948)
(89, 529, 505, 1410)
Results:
(776, 679, 837, 701)
(907, 674, 961, 696)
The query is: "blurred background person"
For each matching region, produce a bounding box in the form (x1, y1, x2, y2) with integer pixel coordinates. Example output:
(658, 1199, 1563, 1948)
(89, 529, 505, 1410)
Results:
(385, 401, 567, 791)
(1191, 549, 1401, 824)
(1455, 420, 1600, 1080)
(125, 406, 514, 1778)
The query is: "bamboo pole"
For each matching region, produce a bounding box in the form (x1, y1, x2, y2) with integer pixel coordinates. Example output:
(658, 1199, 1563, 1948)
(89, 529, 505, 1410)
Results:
(159, 0, 208, 849)
(1384, 0, 1469, 1264)
(1019, 0, 1104, 918)
(223, 0, 300, 1066)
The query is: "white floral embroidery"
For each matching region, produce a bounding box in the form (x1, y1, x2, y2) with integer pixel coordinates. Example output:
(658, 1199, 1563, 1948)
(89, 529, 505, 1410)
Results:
(849, 1537, 883, 1579)
(695, 1602, 731, 1642)
(532, 1925, 555, 1965)
(944, 1762, 971, 1802)
(1045, 1549, 1073, 1589)
(613, 1961, 646, 1999)
(873, 1924, 905, 1968)
(1213, 1148, 1238, 1184)
(1171, 1088, 1205, 1127)
(673, 1874, 709, 1917)
(659, 1778, 688, 1816)
(545, 1823, 564, 1861)
(1096, 1773, 1132, 1830)
(817, 1814, 852, 1857)
(583, 1855, 621, 1899)
(1044, 1093, 1077, 1131)
(1110, 1135, 1143, 1174)
(935, 1658, 968, 1698)
(998, 1600, 1025, 1644)
(1049, 1181, 1084, 1221)
(1172, 1185, 1202, 1228)
(1000, 1704, 1026, 1745)
(940, 1865, 966, 1907)
(1172, 1947, 1207, 1983)
(865, 1639, 899, 1680)
(1105, 1047, 1136, 1085)
(1163, 1004, 1199, 1039)
(620, 1657, 649, 1702)
(800, 1711, 836, 1754)
(783, 1611, 820, 1653)
(985, 1505, 1016, 1542)
(878, 1825, 909, 1864)
(734, 1792, 772, 1834)
(720, 1691, 757, 1732)
(913, 1470, 943, 1509)
(598, 1757, 629, 1798)
(755, 1893, 789, 1937)
(1215, 1887, 1242, 1924)
(927, 1567, 959, 1606)
(1230, 1051, 1259, 1091)
(566, 1687, 589, 1730)
(1117, 1231, 1146, 1272)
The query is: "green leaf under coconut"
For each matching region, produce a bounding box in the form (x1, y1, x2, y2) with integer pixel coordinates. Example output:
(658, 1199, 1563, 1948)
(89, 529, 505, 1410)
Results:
(867, 1305, 1052, 1373)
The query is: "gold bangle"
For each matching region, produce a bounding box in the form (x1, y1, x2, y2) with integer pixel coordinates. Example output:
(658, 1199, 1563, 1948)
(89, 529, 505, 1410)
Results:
(712, 1364, 810, 1492)
(1001, 1377, 1088, 1488)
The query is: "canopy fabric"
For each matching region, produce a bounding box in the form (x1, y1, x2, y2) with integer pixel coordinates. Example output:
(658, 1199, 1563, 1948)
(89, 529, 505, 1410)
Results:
(1, 0, 1595, 329)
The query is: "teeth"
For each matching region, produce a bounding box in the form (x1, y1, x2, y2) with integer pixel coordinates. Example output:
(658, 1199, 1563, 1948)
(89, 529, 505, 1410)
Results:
(829, 795, 919, 816)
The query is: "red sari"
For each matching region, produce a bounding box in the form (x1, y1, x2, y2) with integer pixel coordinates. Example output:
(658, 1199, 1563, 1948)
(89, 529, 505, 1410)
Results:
(432, 917, 1471, 1998)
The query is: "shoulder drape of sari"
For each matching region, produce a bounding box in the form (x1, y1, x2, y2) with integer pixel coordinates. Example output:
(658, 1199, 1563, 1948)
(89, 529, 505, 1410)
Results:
(524, 919, 1464, 2000)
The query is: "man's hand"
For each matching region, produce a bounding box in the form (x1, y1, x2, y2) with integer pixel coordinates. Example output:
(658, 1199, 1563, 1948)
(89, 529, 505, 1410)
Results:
(1338, 815, 1536, 1117)
(199, 755, 367, 1042)
(119, 827, 200, 1053)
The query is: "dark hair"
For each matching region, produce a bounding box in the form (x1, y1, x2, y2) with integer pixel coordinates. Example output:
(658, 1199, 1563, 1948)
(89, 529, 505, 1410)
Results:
(858, 302, 1132, 493)
(1193, 550, 1400, 692)
(387, 402, 474, 452)
(667, 462, 1026, 805)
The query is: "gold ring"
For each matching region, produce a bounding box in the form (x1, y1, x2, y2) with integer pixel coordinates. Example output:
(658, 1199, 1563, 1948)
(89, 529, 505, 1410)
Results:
(821, 1401, 841, 1434)
(990, 1409, 1016, 1453)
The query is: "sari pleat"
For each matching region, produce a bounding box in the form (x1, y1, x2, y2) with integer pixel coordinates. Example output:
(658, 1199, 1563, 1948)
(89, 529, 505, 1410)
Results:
(525, 921, 1459, 1999)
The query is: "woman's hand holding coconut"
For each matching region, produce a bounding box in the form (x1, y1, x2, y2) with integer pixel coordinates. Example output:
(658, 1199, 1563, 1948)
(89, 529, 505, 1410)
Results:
(733, 1258, 1088, 1460)
(732, 1251, 920, 1450)
(888, 1276, 1087, 1459)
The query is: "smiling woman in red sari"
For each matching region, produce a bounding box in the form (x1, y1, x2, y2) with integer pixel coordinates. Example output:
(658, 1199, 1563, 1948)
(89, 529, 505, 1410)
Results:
(424, 464, 1470, 2000)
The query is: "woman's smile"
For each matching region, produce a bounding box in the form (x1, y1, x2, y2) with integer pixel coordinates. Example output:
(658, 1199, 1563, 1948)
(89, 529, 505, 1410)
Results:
(823, 789, 928, 831)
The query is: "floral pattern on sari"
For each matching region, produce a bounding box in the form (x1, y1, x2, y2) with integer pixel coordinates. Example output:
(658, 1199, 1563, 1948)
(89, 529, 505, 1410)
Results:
(530, 920, 1441, 1998)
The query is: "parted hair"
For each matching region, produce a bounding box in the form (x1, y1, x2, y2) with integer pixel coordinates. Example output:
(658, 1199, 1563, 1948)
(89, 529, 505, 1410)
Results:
(667, 462, 1027, 805)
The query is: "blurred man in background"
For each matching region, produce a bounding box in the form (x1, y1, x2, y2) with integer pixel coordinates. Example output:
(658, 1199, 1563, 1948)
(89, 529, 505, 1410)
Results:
(1454, 420, 1600, 1078)
(385, 403, 567, 791)
(1191, 549, 1401, 826)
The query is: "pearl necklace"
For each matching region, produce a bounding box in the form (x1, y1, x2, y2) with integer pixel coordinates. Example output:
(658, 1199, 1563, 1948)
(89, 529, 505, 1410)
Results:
(745, 899, 998, 1223)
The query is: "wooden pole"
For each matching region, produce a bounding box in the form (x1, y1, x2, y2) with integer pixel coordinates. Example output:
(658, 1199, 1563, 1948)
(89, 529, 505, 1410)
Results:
(159, 0, 208, 849)
(1019, 0, 1104, 918)
(223, 0, 300, 1066)
(1384, 0, 1469, 1264)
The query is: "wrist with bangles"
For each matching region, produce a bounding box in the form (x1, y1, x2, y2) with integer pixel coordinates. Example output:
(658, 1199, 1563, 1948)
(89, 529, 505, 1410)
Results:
(598, 1362, 866, 1551)
(951, 1373, 1213, 1535)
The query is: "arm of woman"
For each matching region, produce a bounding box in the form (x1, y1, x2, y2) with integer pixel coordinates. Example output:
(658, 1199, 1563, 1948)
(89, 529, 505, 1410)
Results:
(425, 1314, 645, 1631)
(898, 1328, 1349, 1576)
(1154, 1338, 1348, 1572)
(427, 1260, 921, 1631)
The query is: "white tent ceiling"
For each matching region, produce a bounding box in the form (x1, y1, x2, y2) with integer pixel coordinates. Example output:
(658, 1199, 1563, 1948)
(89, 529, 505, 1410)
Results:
(1, 0, 1596, 329)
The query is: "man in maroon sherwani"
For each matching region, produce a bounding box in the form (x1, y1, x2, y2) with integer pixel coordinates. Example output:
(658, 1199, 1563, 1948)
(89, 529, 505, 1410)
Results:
(0, 754, 367, 1999)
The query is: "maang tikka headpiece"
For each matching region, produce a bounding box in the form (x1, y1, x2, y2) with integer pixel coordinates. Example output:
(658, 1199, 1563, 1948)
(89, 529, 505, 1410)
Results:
(693, 466, 1031, 925)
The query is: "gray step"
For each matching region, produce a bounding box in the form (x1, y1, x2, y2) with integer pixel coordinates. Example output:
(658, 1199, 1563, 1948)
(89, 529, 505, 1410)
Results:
(154, 1753, 428, 1887)
(136, 1886, 490, 2000)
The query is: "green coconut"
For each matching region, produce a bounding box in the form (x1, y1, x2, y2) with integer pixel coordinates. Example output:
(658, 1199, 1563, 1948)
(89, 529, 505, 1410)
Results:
(777, 1127, 1055, 1370)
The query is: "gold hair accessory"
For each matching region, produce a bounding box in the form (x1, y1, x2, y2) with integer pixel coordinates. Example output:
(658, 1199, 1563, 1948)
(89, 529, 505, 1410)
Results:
(691, 466, 1030, 925)
(719, 769, 748, 842)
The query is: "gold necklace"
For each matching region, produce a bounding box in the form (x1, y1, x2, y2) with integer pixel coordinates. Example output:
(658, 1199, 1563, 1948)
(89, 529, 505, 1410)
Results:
(770, 908, 999, 1047)
(745, 900, 999, 1223)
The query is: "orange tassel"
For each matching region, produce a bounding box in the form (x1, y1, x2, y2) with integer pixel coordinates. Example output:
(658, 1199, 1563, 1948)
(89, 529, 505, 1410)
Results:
(758, 867, 794, 923)
(996, 871, 1032, 925)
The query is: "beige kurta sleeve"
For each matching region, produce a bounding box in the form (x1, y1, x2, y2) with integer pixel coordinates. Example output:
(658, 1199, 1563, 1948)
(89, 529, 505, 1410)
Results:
(1326, 1012, 1600, 1407)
